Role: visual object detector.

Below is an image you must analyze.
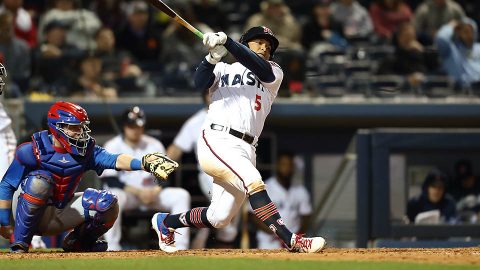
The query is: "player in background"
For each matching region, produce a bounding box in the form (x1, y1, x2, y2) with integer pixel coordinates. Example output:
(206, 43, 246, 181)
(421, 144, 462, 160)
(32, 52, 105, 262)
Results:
(102, 106, 190, 250)
(250, 152, 312, 249)
(0, 101, 176, 252)
(167, 89, 239, 248)
(151, 26, 326, 253)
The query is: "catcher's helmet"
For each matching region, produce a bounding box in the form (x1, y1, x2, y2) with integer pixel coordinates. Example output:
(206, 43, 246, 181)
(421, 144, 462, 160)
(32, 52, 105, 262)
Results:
(0, 63, 7, 95)
(47, 101, 92, 156)
(239, 26, 279, 60)
(122, 106, 146, 127)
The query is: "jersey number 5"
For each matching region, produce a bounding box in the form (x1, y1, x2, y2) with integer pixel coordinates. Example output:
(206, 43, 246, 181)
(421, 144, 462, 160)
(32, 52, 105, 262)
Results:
(254, 94, 261, 111)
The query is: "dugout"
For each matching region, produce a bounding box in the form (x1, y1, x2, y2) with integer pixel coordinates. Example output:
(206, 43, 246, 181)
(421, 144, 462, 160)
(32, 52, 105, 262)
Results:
(357, 129, 480, 248)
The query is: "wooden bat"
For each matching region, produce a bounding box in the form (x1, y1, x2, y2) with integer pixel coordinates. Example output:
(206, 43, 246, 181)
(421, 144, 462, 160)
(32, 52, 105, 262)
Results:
(146, 0, 204, 39)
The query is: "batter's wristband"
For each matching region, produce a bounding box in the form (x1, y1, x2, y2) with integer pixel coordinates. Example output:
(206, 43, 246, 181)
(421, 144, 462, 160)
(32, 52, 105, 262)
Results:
(130, 159, 142, 170)
(0, 208, 10, 226)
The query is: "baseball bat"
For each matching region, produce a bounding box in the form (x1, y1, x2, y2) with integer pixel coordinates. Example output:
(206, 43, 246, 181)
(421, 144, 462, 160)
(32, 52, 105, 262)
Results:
(146, 0, 204, 39)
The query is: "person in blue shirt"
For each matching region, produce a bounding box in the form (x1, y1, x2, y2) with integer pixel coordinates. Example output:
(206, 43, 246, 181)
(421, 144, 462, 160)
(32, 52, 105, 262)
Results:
(436, 17, 480, 89)
(0, 101, 173, 253)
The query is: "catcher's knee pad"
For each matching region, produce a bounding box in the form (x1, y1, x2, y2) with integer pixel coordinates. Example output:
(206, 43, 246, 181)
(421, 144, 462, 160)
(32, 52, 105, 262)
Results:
(82, 188, 119, 228)
(13, 171, 54, 251)
(246, 180, 266, 195)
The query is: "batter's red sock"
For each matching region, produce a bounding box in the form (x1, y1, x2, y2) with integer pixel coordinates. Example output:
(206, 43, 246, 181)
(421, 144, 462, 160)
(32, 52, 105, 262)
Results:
(249, 190, 293, 248)
(164, 207, 214, 229)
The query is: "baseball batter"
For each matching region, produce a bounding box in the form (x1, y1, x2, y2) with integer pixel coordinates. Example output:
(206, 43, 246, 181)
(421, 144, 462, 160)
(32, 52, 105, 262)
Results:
(152, 26, 326, 253)
(167, 89, 239, 247)
(0, 101, 177, 252)
(102, 106, 190, 251)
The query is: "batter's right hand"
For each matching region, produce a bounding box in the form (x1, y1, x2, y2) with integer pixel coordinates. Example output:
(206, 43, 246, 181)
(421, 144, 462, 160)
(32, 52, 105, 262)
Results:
(0, 225, 12, 239)
(203, 32, 227, 49)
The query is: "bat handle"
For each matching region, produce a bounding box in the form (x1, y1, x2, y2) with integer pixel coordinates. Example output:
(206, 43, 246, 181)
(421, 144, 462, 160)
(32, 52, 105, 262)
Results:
(194, 30, 204, 39)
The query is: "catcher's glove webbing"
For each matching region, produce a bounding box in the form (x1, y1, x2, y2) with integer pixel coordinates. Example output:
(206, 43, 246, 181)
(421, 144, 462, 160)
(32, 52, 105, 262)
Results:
(142, 153, 179, 181)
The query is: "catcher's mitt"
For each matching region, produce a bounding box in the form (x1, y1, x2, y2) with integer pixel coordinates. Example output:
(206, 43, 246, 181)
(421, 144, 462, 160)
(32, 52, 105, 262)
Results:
(142, 152, 179, 181)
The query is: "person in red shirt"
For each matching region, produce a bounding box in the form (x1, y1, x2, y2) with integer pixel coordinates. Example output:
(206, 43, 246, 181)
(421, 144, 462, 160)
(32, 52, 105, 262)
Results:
(370, 0, 413, 40)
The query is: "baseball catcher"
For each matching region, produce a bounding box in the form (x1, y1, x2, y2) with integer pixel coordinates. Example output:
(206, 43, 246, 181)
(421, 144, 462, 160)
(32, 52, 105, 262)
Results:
(0, 101, 178, 252)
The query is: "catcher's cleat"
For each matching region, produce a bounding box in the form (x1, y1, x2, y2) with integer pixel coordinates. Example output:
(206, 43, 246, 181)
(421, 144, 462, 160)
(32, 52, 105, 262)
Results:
(288, 234, 326, 253)
(62, 231, 108, 252)
(151, 212, 177, 253)
(10, 242, 29, 253)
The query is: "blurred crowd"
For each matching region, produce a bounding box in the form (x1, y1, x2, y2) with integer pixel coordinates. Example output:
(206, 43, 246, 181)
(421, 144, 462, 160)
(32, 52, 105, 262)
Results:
(1, 0, 480, 99)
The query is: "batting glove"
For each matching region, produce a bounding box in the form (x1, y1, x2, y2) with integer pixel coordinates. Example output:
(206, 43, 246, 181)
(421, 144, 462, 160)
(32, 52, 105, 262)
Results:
(206, 45, 228, 64)
(203, 32, 227, 49)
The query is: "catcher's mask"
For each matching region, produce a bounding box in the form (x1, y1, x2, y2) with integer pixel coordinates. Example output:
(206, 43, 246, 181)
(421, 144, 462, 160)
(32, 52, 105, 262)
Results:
(239, 26, 279, 60)
(47, 101, 92, 156)
(0, 63, 7, 95)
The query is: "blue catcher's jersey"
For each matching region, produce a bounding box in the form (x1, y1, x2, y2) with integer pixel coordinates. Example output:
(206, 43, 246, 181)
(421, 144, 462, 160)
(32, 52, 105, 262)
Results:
(1, 131, 119, 208)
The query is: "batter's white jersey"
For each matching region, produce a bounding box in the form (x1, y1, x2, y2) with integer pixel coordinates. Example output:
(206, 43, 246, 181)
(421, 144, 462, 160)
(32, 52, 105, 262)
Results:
(255, 177, 312, 249)
(101, 134, 165, 188)
(203, 61, 283, 138)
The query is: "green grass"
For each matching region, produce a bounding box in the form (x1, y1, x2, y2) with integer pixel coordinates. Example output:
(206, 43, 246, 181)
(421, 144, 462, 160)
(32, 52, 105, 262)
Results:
(0, 257, 477, 270)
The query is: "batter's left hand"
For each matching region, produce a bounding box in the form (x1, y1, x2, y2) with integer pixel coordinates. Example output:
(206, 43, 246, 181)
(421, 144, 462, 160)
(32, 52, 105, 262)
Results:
(203, 32, 227, 49)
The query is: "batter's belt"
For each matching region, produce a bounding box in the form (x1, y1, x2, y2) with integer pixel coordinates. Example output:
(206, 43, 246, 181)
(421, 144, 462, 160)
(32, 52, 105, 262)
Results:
(210, 124, 255, 145)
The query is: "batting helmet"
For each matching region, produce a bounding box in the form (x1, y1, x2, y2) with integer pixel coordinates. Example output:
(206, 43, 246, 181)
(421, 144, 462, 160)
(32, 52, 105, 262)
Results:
(47, 101, 92, 156)
(239, 26, 279, 59)
(122, 106, 146, 127)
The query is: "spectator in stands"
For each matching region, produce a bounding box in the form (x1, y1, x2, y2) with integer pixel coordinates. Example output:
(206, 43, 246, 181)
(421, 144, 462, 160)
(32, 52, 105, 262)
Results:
(330, 0, 374, 40)
(38, 0, 101, 50)
(32, 20, 82, 95)
(413, 0, 465, 45)
(116, 1, 162, 68)
(406, 168, 457, 224)
(191, 0, 227, 31)
(95, 27, 142, 82)
(0, 0, 37, 48)
(301, 0, 347, 52)
(69, 52, 118, 98)
(369, 0, 413, 41)
(101, 106, 191, 251)
(0, 11, 30, 95)
(244, 0, 302, 50)
(90, 0, 126, 30)
(451, 159, 480, 222)
(249, 152, 312, 249)
(379, 23, 434, 89)
(435, 18, 480, 89)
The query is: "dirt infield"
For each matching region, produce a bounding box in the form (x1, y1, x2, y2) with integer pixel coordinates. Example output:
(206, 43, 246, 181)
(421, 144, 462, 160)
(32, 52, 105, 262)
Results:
(1, 248, 480, 265)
